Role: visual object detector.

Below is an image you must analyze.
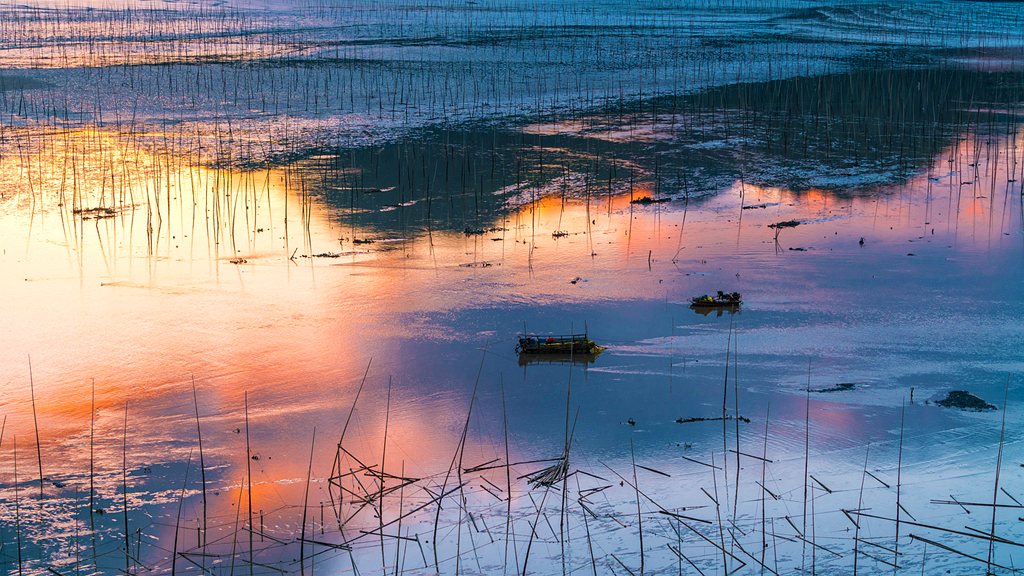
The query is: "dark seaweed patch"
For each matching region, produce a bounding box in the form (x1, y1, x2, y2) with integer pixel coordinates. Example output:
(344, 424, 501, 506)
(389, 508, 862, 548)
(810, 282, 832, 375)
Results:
(676, 415, 750, 424)
(812, 383, 856, 393)
(630, 196, 671, 205)
(936, 391, 996, 412)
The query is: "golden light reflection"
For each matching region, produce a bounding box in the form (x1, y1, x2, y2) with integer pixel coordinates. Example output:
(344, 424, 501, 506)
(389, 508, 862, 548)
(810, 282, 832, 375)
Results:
(0, 128, 350, 440)
(3, 123, 1020, 441)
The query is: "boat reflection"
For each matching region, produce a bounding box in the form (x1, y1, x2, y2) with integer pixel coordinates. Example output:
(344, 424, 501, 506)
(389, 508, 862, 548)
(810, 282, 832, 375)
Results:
(691, 306, 741, 318)
(518, 350, 603, 366)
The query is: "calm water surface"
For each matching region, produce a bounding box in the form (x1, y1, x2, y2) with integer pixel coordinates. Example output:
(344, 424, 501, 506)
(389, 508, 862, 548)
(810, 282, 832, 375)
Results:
(1, 0, 1024, 574)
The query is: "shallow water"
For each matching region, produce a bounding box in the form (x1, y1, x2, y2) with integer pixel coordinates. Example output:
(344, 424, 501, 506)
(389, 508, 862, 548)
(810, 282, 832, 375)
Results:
(2, 0, 1024, 574)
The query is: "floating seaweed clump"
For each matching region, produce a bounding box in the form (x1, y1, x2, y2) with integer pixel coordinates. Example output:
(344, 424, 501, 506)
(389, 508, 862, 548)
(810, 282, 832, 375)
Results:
(812, 383, 856, 393)
(630, 196, 671, 205)
(676, 415, 750, 424)
(935, 391, 996, 412)
(467, 226, 508, 235)
(74, 206, 116, 219)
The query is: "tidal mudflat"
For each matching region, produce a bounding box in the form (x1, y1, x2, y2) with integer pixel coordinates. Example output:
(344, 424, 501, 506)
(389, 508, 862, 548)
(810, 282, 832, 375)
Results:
(1, 0, 1023, 574)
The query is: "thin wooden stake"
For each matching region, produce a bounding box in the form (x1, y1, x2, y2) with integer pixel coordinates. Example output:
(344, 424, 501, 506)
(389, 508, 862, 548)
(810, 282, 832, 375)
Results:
(433, 345, 485, 571)
(90, 380, 96, 564)
(896, 400, 905, 562)
(172, 450, 194, 576)
(988, 374, 1011, 571)
(120, 399, 133, 575)
(380, 380, 390, 573)
(631, 439, 643, 574)
(29, 356, 44, 500)
(14, 436, 23, 576)
(192, 376, 207, 551)
(301, 428, 316, 576)
(245, 392, 253, 576)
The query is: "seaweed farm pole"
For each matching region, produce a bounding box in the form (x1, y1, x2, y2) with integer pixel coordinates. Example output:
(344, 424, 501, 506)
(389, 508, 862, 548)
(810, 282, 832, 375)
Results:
(122, 400, 130, 576)
(733, 323, 740, 515)
(172, 450, 193, 576)
(761, 403, 770, 567)
(721, 315, 734, 515)
(14, 436, 23, 576)
(329, 358, 371, 525)
(710, 452, 727, 570)
(562, 326, 575, 574)
(74, 487, 80, 576)
(803, 358, 811, 554)
(0, 418, 3, 568)
(28, 356, 44, 500)
(90, 380, 96, 563)
(501, 375, 517, 575)
(301, 428, 316, 576)
(988, 374, 1011, 572)
(192, 376, 207, 552)
(631, 439, 644, 574)
(457, 345, 487, 576)
(433, 346, 484, 571)
(380, 381, 391, 573)
(245, 392, 253, 576)
(577, 476, 597, 576)
(395, 461, 407, 576)
(230, 476, 244, 576)
(895, 400, 905, 563)
(853, 444, 870, 576)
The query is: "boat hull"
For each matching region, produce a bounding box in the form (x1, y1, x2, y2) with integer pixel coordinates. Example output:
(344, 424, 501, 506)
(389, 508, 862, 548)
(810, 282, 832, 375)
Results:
(516, 334, 602, 356)
(689, 300, 741, 307)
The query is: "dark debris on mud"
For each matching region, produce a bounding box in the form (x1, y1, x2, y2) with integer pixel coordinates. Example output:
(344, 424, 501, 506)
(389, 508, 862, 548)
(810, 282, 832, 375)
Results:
(935, 391, 997, 412)
(74, 206, 117, 219)
(630, 196, 672, 205)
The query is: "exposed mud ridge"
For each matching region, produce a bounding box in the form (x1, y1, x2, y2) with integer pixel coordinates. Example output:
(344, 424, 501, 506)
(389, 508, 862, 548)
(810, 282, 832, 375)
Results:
(936, 390, 997, 412)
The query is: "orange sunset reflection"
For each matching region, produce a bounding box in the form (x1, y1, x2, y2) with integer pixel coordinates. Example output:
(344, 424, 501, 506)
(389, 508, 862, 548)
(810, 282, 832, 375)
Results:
(1, 123, 1022, 574)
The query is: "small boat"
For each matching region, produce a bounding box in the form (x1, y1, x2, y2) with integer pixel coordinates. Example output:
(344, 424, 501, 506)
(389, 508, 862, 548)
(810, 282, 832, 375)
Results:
(691, 305, 739, 317)
(690, 291, 742, 308)
(516, 333, 603, 355)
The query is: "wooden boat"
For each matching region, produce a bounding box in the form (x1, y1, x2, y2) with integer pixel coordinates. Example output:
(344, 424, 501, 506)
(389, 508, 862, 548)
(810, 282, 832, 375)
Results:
(691, 305, 738, 317)
(689, 291, 742, 308)
(516, 333, 603, 355)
